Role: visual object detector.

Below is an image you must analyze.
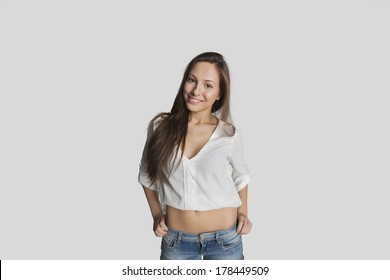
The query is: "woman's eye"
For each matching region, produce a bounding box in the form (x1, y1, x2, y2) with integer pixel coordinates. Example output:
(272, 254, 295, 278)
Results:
(187, 77, 195, 83)
(206, 84, 213, 88)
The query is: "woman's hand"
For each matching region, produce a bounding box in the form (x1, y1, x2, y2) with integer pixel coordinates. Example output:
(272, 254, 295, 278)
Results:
(153, 212, 168, 237)
(236, 214, 252, 235)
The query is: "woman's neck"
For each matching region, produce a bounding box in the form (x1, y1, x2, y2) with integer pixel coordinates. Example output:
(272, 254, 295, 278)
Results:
(188, 112, 217, 125)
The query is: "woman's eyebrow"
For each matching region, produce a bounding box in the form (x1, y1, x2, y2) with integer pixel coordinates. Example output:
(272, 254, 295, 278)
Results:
(188, 73, 216, 84)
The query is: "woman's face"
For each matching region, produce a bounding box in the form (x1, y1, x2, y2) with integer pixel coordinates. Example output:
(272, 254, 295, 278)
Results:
(183, 62, 221, 115)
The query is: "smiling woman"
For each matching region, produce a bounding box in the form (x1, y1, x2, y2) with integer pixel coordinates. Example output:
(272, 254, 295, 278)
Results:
(184, 62, 220, 111)
(138, 52, 252, 260)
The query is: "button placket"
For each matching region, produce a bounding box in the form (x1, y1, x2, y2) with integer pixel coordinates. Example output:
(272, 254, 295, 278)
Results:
(188, 160, 197, 209)
(183, 157, 198, 210)
(183, 158, 189, 209)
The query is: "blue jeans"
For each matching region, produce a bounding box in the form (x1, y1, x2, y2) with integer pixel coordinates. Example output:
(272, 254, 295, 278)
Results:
(160, 224, 244, 260)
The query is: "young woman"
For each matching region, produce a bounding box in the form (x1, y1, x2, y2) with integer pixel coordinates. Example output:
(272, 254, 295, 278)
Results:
(138, 52, 252, 260)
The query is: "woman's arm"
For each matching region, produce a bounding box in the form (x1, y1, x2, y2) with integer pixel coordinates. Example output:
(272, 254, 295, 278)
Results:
(236, 185, 252, 235)
(143, 186, 168, 237)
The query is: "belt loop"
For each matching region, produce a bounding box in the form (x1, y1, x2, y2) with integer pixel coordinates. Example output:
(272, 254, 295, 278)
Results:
(178, 231, 182, 243)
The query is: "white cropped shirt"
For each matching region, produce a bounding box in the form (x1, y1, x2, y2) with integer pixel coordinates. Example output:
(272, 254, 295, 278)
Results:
(138, 118, 251, 211)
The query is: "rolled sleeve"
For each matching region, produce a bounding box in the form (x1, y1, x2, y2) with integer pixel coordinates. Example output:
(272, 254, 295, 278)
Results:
(228, 129, 251, 191)
(138, 121, 159, 191)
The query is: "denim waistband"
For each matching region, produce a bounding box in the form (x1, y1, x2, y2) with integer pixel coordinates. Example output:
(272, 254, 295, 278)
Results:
(167, 224, 237, 241)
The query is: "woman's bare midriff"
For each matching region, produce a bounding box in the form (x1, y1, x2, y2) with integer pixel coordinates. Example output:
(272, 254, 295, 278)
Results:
(165, 206, 237, 234)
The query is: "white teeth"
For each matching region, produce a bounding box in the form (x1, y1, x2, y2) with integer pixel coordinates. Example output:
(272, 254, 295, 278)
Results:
(189, 97, 202, 104)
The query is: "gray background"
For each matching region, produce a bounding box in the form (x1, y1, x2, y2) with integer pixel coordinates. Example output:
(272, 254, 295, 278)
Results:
(1, 0, 389, 259)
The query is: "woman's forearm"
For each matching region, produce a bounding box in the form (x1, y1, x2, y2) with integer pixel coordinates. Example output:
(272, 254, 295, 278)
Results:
(237, 185, 248, 217)
(236, 185, 252, 234)
(143, 186, 164, 218)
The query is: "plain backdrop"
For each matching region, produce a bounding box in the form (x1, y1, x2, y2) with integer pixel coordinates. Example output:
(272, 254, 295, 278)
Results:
(1, 0, 389, 259)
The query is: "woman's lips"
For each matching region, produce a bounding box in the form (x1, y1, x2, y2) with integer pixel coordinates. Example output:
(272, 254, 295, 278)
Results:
(188, 96, 204, 105)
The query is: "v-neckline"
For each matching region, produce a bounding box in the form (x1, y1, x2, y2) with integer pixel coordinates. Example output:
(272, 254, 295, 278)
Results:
(179, 119, 220, 161)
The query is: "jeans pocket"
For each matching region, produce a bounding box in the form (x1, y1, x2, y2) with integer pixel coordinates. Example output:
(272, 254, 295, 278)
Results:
(162, 232, 177, 249)
(218, 231, 242, 251)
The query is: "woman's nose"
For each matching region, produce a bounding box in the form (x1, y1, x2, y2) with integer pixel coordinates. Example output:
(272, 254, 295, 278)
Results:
(192, 84, 202, 96)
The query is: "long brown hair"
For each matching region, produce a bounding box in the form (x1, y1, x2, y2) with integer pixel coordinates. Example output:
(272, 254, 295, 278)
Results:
(145, 52, 232, 185)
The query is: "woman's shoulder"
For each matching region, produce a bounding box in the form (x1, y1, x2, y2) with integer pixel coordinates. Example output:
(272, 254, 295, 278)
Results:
(218, 118, 236, 137)
(148, 112, 169, 131)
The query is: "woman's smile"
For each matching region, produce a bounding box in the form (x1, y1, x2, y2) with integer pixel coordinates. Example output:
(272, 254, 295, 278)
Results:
(187, 96, 204, 105)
